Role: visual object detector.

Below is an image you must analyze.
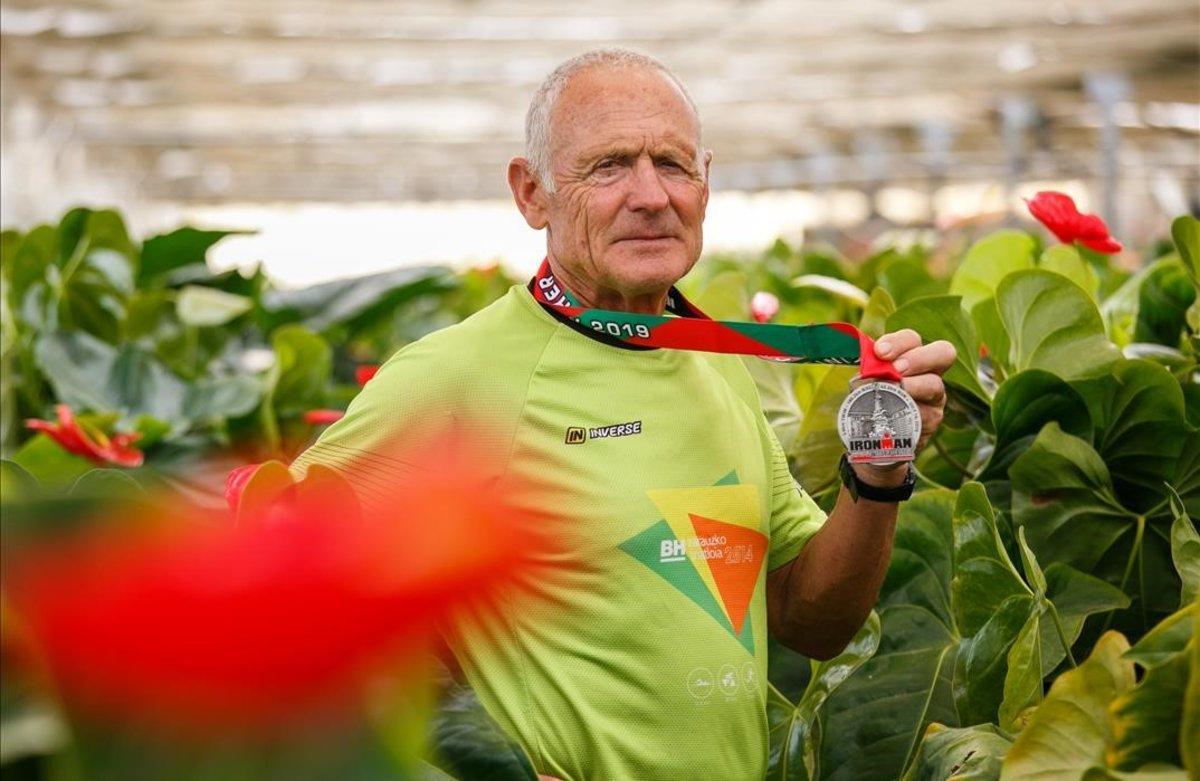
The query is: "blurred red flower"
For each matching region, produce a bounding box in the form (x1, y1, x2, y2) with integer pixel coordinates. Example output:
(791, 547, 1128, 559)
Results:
(750, 291, 780, 324)
(4, 432, 545, 736)
(303, 409, 344, 426)
(1025, 191, 1122, 254)
(25, 405, 143, 468)
(355, 364, 379, 386)
(224, 463, 261, 511)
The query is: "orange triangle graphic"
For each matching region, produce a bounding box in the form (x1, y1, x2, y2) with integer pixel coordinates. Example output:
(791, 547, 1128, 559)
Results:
(688, 513, 767, 635)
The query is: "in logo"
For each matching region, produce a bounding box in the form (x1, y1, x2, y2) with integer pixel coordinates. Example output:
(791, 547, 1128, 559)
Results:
(565, 427, 587, 444)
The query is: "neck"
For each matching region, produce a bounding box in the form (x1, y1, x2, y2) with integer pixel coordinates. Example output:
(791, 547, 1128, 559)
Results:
(546, 256, 669, 315)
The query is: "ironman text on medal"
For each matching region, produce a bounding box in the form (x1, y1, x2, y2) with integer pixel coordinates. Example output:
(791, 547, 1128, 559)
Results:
(837, 376, 921, 465)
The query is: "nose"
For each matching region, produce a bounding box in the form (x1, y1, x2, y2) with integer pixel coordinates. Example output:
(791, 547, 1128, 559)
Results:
(625, 155, 670, 213)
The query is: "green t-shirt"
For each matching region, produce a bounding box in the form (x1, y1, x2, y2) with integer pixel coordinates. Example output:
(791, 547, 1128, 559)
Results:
(290, 283, 827, 780)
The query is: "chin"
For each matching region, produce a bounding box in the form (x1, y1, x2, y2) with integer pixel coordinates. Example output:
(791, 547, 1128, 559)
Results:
(606, 242, 695, 291)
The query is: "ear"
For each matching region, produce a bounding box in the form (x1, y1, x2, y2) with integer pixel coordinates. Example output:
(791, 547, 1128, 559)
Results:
(699, 148, 713, 215)
(507, 157, 550, 230)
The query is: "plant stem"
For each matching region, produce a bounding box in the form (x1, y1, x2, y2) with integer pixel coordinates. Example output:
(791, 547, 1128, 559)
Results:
(1045, 599, 1078, 668)
(1101, 514, 1145, 634)
(933, 434, 973, 479)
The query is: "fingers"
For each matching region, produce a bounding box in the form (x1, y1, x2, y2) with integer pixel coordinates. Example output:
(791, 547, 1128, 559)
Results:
(901, 374, 946, 406)
(892, 340, 956, 376)
(874, 329, 920, 361)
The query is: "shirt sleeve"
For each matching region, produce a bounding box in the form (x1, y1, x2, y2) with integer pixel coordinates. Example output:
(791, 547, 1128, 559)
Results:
(763, 415, 828, 572)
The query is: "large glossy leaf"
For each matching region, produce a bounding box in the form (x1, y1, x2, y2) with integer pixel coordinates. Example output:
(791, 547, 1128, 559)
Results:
(1168, 487, 1199, 604)
(875, 257, 946, 307)
(810, 489, 1038, 779)
(138, 227, 248, 287)
(972, 297, 1012, 379)
(184, 375, 263, 423)
(949, 231, 1036, 312)
(1070, 359, 1187, 512)
(980, 369, 1092, 481)
(269, 325, 332, 413)
(1135, 260, 1195, 348)
(1182, 607, 1199, 776)
(886, 295, 989, 405)
(788, 364, 858, 499)
(1172, 215, 1199, 288)
(10, 432, 96, 488)
(1011, 423, 1175, 626)
(1124, 603, 1195, 669)
(996, 270, 1121, 380)
(900, 723, 1011, 781)
(426, 672, 538, 781)
(1109, 646, 1189, 771)
(767, 612, 881, 781)
(858, 286, 896, 339)
(1000, 632, 1136, 779)
(176, 285, 254, 327)
(1040, 244, 1098, 299)
(261, 266, 453, 333)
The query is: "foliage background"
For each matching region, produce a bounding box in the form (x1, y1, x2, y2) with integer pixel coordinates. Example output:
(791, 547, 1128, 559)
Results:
(1, 208, 1197, 779)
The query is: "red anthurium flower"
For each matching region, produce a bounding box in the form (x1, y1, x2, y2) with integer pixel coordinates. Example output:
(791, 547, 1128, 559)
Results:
(750, 291, 780, 324)
(979, 343, 989, 359)
(224, 463, 262, 512)
(1025, 191, 1123, 254)
(355, 365, 379, 387)
(3, 431, 547, 736)
(303, 409, 344, 426)
(25, 405, 144, 468)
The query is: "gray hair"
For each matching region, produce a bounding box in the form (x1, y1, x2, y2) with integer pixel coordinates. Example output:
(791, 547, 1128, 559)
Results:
(524, 47, 703, 194)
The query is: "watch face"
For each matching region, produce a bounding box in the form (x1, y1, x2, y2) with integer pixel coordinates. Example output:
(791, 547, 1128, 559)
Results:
(837, 381, 921, 464)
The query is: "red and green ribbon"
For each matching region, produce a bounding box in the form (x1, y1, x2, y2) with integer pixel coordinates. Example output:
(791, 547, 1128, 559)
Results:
(530, 258, 901, 382)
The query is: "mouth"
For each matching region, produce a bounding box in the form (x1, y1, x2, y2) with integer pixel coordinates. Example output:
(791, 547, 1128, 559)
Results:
(614, 235, 678, 244)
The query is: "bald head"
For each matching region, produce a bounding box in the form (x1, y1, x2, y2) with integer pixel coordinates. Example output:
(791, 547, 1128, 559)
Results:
(524, 48, 703, 193)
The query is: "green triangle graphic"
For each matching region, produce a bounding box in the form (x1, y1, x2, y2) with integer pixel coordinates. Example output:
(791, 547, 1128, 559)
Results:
(619, 519, 755, 654)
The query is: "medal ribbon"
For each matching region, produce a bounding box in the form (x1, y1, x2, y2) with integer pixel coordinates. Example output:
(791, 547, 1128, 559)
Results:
(530, 258, 902, 382)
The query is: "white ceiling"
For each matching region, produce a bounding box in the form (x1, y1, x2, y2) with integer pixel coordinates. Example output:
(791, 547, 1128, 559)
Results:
(2, 0, 1197, 205)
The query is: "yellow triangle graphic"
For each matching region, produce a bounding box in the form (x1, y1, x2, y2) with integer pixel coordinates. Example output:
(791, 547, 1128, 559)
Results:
(645, 484, 762, 625)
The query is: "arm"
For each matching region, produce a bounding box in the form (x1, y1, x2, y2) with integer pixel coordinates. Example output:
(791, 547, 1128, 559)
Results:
(766, 329, 955, 660)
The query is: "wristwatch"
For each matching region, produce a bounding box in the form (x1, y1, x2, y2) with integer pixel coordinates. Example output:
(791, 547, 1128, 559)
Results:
(838, 453, 915, 503)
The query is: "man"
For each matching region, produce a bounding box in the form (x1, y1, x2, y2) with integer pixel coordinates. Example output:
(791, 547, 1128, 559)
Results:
(290, 48, 955, 780)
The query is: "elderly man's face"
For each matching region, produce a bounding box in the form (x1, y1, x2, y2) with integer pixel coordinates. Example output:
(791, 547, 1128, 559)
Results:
(538, 66, 710, 301)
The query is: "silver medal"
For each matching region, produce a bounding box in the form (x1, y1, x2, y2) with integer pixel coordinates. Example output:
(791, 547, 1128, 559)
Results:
(837, 381, 921, 465)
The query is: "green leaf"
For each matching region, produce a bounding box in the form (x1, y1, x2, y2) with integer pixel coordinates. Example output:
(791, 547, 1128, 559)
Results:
(858, 286, 896, 339)
(1039, 563, 1130, 675)
(1001, 632, 1136, 779)
(886, 295, 989, 404)
(1003, 633, 1142, 777)
(426, 672, 538, 781)
(999, 609, 1043, 732)
(693, 270, 749, 319)
(1040, 244, 1098, 299)
(812, 489, 1038, 779)
(261, 266, 453, 334)
(1168, 486, 1199, 603)
(1182, 607, 1199, 776)
(0, 458, 38, 502)
(900, 722, 1011, 781)
(1109, 647, 1189, 771)
(1125, 603, 1195, 668)
(875, 257, 947, 307)
(269, 325, 332, 413)
(175, 285, 253, 327)
(6, 225, 58, 310)
(184, 375, 263, 423)
(996, 270, 1121, 380)
(138, 227, 248, 286)
(950, 230, 1036, 311)
(981, 369, 1092, 481)
(1169, 215, 1199, 290)
(70, 468, 143, 498)
(747, 357, 801, 454)
(789, 365, 858, 498)
(1135, 260, 1195, 347)
(972, 297, 1012, 378)
(791, 274, 870, 307)
(767, 612, 881, 781)
(10, 433, 95, 488)
(1071, 359, 1187, 513)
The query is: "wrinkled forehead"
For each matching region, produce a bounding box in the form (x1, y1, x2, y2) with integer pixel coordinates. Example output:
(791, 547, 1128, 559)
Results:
(548, 65, 701, 160)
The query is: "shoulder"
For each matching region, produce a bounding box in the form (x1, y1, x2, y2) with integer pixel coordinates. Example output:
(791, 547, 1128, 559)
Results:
(370, 284, 556, 400)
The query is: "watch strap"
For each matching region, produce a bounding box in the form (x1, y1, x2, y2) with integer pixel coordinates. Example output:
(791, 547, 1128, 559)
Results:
(838, 453, 915, 502)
